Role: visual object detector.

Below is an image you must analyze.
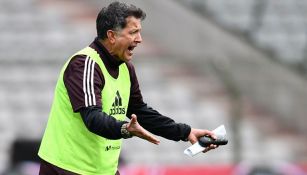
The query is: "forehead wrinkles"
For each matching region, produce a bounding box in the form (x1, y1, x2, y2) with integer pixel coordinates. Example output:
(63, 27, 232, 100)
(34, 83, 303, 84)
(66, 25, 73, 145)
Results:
(125, 17, 142, 30)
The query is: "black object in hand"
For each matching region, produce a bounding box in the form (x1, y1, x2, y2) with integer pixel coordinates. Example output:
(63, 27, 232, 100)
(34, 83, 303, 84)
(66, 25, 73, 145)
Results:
(198, 136, 228, 147)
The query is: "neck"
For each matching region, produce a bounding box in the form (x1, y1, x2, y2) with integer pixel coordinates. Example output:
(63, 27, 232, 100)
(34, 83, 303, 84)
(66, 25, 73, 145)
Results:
(98, 39, 114, 55)
(96, 38, 123, 66)
(98, 39, 121, 62)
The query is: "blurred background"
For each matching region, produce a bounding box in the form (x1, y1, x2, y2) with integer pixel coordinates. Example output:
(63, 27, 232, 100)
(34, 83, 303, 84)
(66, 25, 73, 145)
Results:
(1, 0, 307, 174)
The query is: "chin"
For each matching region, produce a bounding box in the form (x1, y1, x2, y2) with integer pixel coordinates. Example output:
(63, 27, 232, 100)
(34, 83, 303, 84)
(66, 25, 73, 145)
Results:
(124, 57, 133, 62)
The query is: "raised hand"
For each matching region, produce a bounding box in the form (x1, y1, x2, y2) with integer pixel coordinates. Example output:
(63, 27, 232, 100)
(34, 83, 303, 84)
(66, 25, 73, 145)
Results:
(127, 114, 160, 145)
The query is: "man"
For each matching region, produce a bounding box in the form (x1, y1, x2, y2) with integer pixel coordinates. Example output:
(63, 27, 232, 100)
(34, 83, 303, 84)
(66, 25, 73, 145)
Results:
(38, 2, 218, 175)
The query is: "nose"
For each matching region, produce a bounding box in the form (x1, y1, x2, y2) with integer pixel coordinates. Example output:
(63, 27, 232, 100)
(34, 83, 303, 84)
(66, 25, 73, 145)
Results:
(135, 32, 142, 43)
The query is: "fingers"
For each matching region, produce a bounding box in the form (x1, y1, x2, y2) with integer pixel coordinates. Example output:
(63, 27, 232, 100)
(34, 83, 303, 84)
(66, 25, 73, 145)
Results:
(128, 114, 160, 145)
(188, 128, 217, 144)
(127, 114, 137, 128)
(188, 129, 200, 144)
(202, 144, 218, 153)
(137, 130, 160, 145)
(141, 131, 160, 145)
(188, 128, 220, 154)
(130, 114, 137, 124)
(203, 130, 217, 140)
(188, 135, 198, 144)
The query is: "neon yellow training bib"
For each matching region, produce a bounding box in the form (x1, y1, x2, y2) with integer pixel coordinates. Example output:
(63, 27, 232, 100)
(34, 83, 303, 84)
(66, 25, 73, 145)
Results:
(38, 47, 131, 175)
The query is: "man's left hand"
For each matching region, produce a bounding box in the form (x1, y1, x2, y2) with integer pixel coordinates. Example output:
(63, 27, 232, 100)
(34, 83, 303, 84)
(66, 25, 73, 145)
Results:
(188, 128, 218, 153)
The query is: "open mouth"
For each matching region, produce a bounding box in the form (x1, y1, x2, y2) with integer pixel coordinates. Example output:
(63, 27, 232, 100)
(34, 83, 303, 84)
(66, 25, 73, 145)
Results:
(128, 46, 135, 52)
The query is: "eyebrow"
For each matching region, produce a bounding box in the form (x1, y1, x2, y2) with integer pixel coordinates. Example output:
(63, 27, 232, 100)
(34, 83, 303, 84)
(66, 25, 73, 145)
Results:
(130, 28, 141, 32)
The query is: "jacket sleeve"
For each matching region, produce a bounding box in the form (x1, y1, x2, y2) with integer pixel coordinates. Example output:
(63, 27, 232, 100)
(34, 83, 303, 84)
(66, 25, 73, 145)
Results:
(126, 62, 191, 141)
(80, 106, 127, 139)
(127, 103, 191, 141)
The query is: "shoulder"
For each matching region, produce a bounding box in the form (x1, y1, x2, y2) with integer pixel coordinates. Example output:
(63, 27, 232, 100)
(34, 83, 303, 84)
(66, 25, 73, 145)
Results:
(67, 54, 87, 69)
(64, 54, 103, 80)
(67, 54, 102, 70)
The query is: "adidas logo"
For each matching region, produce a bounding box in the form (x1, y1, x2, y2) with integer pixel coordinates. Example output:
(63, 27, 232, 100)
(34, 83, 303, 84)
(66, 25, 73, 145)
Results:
(109, 91, 126, 115)
(105, 145, 120, 151)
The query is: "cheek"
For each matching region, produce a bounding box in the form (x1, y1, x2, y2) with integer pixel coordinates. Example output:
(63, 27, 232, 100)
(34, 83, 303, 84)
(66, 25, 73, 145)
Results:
(114, 42, 125, 51)
(117, 39, 129, 48)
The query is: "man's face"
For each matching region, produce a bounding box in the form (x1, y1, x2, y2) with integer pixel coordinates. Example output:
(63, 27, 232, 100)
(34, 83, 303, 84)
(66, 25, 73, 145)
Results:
(112, 16, 142, 62)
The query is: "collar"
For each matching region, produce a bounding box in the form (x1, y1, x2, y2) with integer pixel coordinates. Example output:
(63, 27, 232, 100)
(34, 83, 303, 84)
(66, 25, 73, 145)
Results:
(90, 37, 124, 68)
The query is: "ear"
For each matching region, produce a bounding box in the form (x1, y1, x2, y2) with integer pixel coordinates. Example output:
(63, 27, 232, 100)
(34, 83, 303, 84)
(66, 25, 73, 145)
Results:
(106, 30, 117, 44)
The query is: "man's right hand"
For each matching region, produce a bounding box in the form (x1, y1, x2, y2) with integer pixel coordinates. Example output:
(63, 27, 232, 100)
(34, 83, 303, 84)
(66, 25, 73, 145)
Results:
(127, 114, 160, 145)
